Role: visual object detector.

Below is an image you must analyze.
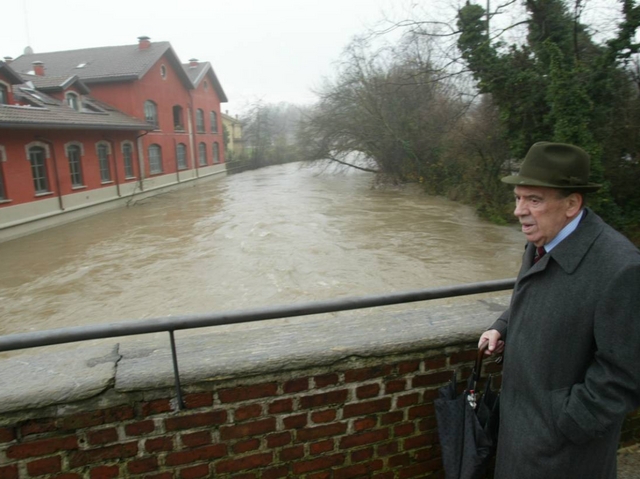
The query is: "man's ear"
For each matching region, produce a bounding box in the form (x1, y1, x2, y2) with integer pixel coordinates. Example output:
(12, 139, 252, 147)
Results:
(566, 193, 583, 217)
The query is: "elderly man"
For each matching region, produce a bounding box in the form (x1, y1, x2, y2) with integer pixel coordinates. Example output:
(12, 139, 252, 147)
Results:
(479, 142, 640, 479)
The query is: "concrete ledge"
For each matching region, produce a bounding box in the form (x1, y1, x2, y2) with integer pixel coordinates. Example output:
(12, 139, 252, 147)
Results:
(0, 295, 510, 413)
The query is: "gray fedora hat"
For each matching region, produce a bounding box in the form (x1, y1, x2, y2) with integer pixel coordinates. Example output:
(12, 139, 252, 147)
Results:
(501, 141, 601, 192)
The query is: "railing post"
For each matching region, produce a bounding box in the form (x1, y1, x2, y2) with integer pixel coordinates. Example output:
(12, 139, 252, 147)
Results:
(169, 330, 185, 410)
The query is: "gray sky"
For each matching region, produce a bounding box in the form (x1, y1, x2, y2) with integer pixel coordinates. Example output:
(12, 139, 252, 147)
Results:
(1, 0, 420, 115)
(1, 1, 625, 116)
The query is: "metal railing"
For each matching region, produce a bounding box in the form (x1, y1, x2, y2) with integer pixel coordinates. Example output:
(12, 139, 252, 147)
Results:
(0, 278, 515, 409)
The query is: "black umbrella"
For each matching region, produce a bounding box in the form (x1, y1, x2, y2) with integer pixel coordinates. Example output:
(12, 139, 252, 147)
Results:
(435, 342, 500, 479)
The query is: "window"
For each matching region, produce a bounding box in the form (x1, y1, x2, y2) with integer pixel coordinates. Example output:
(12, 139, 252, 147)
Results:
(173, 105, 184, 130)
(0, 166, 5, 200)
(67, 144, 83, 187)
(0, 84, 8, 105)
(204, 80, 208, 91)
(29, 146, 50, 193)
(97, 143, 111, 182)
(148, 144, 163, 174)
(144, 100, 159, 128)
(198, 142, 207, 166)
(196, 109, 205, 133)
(210, 111, 218, 133)
(213, 142, 220, 163)
(176, 143, 187, 170)
(122, 143, 135, 178)
(66, 92, 80, 111)
(160, 65, 167, 79)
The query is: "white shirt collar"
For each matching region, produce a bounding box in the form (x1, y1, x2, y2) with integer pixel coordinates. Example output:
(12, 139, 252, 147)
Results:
(545, 209, 584, 252)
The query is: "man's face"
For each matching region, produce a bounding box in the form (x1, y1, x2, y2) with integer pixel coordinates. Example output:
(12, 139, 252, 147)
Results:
(513, 186, 579, 247)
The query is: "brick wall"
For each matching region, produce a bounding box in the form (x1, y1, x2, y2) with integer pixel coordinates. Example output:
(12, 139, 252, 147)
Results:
(0, 343, 637, 479)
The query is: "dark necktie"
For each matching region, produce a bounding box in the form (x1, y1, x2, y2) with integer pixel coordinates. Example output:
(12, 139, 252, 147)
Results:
(534, 246, 546, 264)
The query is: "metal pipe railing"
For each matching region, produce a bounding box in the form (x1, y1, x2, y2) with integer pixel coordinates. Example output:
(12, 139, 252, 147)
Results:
(0, 278, 515, 409)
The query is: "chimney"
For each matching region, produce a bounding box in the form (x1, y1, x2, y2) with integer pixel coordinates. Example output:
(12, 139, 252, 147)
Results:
(3, 56, 13, 64)
(138, 36, 151, 50)
(33, 61, 45, 76)
(188, 58, 199, 68)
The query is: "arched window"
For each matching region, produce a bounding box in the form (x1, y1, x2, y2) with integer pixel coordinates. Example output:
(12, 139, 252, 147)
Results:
(173, 105, 184, 130)
(160, 65, 167, 79)
(66, 92, 80, 111)
(97, 143, 111, 182)
(196, 109, 205, 133)
(28, 146, 50, 193)
(210, 111, 218, 133)
(213, 142, 220, 163)
(198, 142, 207, 166)
(176, 143, 188, 170)
(0, 84, 9, 105)
(144, 100, 159, 128)
(66, 144, 84, 186)
(122, 142, 135, 178)
(148, 144, 163, 174)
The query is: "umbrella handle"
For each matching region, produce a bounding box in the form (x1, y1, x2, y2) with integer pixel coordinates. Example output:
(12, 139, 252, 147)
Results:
(474, 341, 490, 385)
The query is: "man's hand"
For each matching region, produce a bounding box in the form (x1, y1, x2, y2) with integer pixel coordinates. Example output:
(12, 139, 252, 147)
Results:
(479, 329, 504, 356)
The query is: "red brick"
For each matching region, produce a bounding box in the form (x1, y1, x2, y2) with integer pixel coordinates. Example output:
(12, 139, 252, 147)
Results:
(307, 473, 332, 479)
(354, 416, 377, 431)
(381, 411, 404, 425)
(127, 456, 158, 474)
(296, 422, 348, 442)
(398, 360, 420, 374)
(19, 420, 54, 438)
(284, 377, 309, 393)
(343, 398, 391, 418)
(181, 430, 211, 448)
(144, 474, 173, 479)
(165, 410, 227, 431)
(373, 473, 395, 479)
(389, 452, 411, 467)
(311, 409, 336, 424)
(218, 383, 278, 403)
(102, 405, 135, 423)
(184, 392, 213, 409)
(350, 446, 374, 462)
(26, 455, 62, 476)
(220, 417, 276, 440)
(6, 435, 78, 459)
(179, 463, 210, 479)
(89, 465, 120, 479)
(356, 383, 380, 399)
(300, 389, 348, 409)
(423, 389, 440, 402)
(215, 452, 272, 474)
(87, 427, 118, 445)
(395, 423, 415, 437)
(385, 379, 406, 394)
(314, 373, 339, 388)
(262, 466, 290, 479)
(125, 420, 155, 436)
(47, 474, 82, 479)
(310, 439, 334, 455)
(425, 357, 447, 370)
(0, 465, 18, 479)
(377, 442, 399, 457)
(340, 429, 389, 449)
(145, 436, 174, 453)
(334, 461, 383, 479)
(408, 404, 434, 420)
(397, 393, 420, 408)
(228, 475, 256, 479)
(448, 349, 477, 365)
(57, 411, 104, 430)
(69, 442, 137, 468)
(344, 365, 392, 383)
(268, 398, 293, 414)
(141, 398, 173, 416)
(165, 444, 227, 466)
(292, 453, 345, 474)
(283, 413, 307, 429)
(266, 431, 291, 448)
(280, 444, 305, 461)
(412, 371, 453, 388)
(404, 433, 438, 450)
(234, 403, 263, 421)
(399, 461, 438, 478)
(233, 438, 260, 453)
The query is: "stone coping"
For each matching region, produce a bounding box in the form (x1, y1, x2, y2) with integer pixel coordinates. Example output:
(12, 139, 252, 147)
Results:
(0, 295, 510, 414)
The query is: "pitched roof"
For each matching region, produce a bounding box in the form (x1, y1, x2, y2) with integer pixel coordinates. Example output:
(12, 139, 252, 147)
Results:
(20, 73, 91, 94)
(0, 61, 24, 84)
(183, 61, 228, 102)
(9, 41, 193, 90)
(0, 86, 153, 131)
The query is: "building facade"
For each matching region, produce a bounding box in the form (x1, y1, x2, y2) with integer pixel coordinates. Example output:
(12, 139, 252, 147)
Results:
(0, 37, 228, 242)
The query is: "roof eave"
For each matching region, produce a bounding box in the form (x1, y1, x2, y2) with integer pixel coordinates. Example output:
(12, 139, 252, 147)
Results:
(0, 122, 154, 131)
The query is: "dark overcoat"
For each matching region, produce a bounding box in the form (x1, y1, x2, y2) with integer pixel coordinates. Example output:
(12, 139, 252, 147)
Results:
(489, 209, 640, 479)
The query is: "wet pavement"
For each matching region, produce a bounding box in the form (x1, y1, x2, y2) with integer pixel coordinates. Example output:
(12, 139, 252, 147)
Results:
(618, 444, 640, 479)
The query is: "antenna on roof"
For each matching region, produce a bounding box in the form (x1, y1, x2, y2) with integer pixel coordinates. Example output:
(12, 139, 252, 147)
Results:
(23, 0, 33, 54)
(24, 46, 34, 55)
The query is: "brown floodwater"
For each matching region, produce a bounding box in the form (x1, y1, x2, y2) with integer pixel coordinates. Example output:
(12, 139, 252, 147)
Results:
(0, 161, 524, 342)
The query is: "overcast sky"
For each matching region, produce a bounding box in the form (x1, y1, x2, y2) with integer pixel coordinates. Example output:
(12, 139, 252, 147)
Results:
(1, 0, 625, 116)
(1, 0, 426, 115)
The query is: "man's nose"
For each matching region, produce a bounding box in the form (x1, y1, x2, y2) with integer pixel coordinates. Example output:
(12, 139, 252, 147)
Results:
(514, 199, 526, 216)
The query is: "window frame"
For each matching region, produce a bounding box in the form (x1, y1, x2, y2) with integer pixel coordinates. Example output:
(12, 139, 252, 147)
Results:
(148, 144, 163, 175)
(198, 142, 207, 166)
(66, 144, 84, 187)
(29, 146, 50, 194)
(144, 100, 159, 129)
(173, 105, 185, 131)
(66, 92, 80, 111)
(0, 83, 9, 105)
(210, 111, 218, 133)
(196, 109, 205, 133)
(97, 143, 112, 183)
(213, 142, 220, 163)
(176, 143, 188, 170)
(122, 142, 135, 178)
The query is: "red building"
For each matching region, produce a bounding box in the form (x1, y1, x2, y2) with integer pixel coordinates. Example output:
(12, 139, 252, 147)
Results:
(0, 37, 228, 241)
